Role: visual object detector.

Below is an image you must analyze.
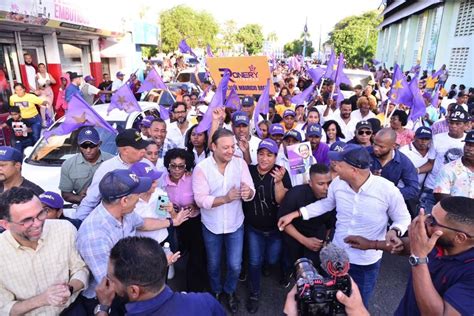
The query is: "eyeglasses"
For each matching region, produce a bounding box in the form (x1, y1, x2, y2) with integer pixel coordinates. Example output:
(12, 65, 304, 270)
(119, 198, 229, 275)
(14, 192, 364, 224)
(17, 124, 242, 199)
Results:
(169, 163, 186, 170)
(425, 214, 473, 238)
(10, 208, 48, 227)
(173, 110, 186, 115)
(358, 130, 373, 136)
(80, 143, 98, 149)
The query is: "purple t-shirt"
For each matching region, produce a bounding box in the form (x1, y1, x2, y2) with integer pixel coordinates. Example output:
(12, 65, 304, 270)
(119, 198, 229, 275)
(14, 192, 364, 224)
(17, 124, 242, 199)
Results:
(312, 142, 330, 166)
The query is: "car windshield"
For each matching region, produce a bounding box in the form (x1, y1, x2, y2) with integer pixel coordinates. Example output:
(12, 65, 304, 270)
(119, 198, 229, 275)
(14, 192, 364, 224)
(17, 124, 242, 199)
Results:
(26, 121, 126, 166)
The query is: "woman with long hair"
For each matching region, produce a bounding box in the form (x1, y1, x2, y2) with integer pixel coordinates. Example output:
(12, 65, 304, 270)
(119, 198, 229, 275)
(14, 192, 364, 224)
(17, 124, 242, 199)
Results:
(36, 63, 56, 126)
(322, 120, 345, 145)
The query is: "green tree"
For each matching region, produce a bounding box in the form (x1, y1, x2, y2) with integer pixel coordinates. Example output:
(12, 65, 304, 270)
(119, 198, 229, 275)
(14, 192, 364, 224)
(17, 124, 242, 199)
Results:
(141, 46, 158, 59)
(221, 20, 238, 50)
(327, 10, 381, 67)
(283, 33, 314, 57)
(236, 24, 264, 55)
(267, 31, 278, 42)
(159, 5, 219, 53)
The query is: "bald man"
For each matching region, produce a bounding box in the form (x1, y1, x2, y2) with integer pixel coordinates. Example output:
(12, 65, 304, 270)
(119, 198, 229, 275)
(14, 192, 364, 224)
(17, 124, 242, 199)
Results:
(368, 128, 420, 201)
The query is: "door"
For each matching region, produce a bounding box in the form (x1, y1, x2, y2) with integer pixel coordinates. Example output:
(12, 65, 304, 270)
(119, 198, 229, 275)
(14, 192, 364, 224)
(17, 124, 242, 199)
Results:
(0, 45, 22, 112)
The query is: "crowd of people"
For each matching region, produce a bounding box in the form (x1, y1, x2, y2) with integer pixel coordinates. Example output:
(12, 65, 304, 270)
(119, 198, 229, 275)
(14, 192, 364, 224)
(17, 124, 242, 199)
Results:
(0, 54, 473, 316)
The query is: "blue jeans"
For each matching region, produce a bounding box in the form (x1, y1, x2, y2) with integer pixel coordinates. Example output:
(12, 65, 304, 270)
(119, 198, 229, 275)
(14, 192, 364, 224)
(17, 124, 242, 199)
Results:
(246, 225, 282, 296)
(419, 188, 436, 214)
(202, 224, 244, 294)
(23, 115, 42, 143)
(348, 259, 381, 308)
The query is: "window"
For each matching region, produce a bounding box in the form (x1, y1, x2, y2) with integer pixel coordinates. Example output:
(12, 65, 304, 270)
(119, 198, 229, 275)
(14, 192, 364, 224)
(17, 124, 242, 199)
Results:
(448, 47, 469, 77)
(454, 0, 474, 37)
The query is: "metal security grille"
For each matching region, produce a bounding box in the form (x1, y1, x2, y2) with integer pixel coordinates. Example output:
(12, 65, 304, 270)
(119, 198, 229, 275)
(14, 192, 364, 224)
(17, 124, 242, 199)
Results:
(449, 47, 470, 77)
(455, 0, 474, 37)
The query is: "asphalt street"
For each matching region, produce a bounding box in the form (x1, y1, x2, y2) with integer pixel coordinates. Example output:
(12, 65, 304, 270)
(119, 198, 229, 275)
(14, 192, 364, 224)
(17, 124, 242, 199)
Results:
(169, 252, 410, 315)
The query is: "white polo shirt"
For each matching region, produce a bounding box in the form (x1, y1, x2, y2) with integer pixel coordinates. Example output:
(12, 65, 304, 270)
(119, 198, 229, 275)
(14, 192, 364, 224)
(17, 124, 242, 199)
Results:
(399, 142, 435, 188)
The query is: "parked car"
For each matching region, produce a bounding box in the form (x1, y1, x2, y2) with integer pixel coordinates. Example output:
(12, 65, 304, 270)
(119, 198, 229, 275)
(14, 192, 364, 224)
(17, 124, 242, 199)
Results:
(22, 102, 160, 210)
(176, 67, 207, 86)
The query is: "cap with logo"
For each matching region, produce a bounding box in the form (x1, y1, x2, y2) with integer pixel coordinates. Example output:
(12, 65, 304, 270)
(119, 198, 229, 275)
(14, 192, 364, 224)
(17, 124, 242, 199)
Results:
(241, 96, 255, 107)
(415, 126, 433, 139)
(99, 169, 152, 201)
(39, 191, 64, 209)
(257, 138, 279, 154)
(116, 71, 125, 77)
(231, 111, 250, 126)
(140, 115, 155, 128)
(449, 108, 469, 122)
(355, 120, 373, 131)
(130, 162, 163, 181)
(269, 124, 285, 136)
(283, 129, 302, 142)
(116, 129, 149, 149)
(329, 141, 347, 152)
(283, 109, 296, 118)
(306, 123, 322, 137)
(0, 146, 22, 163)
(328, 144, 370, 169)
(78, 127, 100, 145)
(463, 130, 474, 143)
(84, 75, 95, 82)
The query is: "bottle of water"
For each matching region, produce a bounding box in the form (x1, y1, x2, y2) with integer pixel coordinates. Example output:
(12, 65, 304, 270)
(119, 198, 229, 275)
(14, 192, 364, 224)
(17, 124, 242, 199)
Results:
(163, 242, 175, 280)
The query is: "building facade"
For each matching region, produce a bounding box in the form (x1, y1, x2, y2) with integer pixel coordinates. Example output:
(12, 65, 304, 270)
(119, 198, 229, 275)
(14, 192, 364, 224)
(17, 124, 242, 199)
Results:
(376, 0, 473, 88)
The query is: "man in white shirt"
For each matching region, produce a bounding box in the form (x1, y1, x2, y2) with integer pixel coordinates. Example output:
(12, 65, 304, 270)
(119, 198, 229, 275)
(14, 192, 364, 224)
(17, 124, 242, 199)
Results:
(278, 144, 411, 307)
(111, 71, 125, 91)
(192, 128, 255, 314)
(329, 99, 355, 141)
(378, 78, 391, 103)
(23, 53, 37, 92)
(350, 96, 376, 124)
(166, 102, 191, 148)
(417, 109, 469, 213)
(231, 111, 260, 165)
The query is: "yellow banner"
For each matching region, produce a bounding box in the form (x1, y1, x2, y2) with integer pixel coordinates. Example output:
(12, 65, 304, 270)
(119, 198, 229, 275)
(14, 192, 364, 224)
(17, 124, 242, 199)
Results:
(207, 56, 275, 96)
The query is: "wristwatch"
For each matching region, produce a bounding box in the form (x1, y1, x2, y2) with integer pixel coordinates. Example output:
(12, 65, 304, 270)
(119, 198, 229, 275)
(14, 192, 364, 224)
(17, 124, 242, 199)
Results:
(94, 304, 111, 315)
(409, 255, 429, 266)
(390, 227, 402, 237)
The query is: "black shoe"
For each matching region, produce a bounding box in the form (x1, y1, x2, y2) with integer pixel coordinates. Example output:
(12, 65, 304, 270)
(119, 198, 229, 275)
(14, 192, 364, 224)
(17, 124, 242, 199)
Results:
(224, 292, 240, 314)
(238, 270, 247, 282)
(246, 295, 259, 314)
(262, 264, 271, 277)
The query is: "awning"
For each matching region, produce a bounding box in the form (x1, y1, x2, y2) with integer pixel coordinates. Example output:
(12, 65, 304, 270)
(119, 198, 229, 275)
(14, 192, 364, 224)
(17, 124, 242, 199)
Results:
(378, 0, 444, 29)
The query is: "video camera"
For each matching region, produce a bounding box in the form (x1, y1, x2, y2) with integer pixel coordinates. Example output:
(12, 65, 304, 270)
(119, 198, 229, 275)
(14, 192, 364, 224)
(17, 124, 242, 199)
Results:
(294, 243, 352, 316)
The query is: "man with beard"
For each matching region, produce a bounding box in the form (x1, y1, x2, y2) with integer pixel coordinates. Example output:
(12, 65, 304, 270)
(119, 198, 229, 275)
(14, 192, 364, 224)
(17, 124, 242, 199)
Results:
(149, 118, 175, 171)
(344, 197, 474, 315)
(369, 128, 419, 201)
(306, 123, 329, 166)
(434, 130, 474, 200)
(330, 100, 356, 142)
(231, 111, 260, 165)
(167, 102, 191, 148)
(94, 236, 225, 316)
(59, 127, 114, 204)
(0, 187, 89, 315)
(23, 53, 37, 92)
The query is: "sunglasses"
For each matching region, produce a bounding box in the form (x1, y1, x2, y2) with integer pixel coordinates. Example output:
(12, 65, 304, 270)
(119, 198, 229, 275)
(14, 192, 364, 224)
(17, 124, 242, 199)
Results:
(80, 143, 98, 149)
(358, 130, 373, 136)
(169, 163, 186, 170)
(425, 214, 473, 238)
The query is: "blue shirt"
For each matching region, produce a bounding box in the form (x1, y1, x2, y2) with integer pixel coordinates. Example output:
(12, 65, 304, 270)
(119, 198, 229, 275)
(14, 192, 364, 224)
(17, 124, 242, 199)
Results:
(65, 83, 83, 102)
(368, 148, 419, 200)
(125, 286, 226, 316)
(395, 247, 474, 316)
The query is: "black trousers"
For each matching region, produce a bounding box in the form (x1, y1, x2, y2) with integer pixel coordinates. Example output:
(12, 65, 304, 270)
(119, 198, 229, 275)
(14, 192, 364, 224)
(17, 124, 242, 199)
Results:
(283, 234, 322, 273)
(62, 295, 126, 316)
(176, 215, 210, 292)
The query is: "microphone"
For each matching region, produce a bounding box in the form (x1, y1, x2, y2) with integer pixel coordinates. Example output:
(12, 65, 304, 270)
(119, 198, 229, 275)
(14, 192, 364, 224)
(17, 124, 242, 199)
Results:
(319, 243, 350, 278)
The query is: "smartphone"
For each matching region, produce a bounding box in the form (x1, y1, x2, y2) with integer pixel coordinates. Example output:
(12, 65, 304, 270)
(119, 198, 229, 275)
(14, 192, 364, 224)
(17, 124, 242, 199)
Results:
(155, 194, 170, 217)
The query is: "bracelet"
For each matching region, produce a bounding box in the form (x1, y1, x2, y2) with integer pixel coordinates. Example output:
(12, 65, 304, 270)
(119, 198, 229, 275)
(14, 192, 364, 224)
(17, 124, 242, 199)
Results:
(168, 218, 174, 227)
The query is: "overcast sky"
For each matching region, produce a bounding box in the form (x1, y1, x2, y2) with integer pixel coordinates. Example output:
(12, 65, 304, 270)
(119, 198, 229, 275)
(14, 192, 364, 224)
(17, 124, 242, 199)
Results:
(150, 0, 383, 46)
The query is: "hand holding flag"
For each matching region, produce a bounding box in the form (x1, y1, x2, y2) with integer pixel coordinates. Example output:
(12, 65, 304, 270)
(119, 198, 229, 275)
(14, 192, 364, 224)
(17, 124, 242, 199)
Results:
(138, 68, 167, 93)
(108, 84, 141, 115)
(254, 79, 271, 138)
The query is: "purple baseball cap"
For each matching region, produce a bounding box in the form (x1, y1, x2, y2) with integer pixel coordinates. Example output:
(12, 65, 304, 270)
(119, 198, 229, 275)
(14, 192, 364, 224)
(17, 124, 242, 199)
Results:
(84, 75, 95, 82)
(306, 123, 322, 137)
(140, 115, 155, 128)
(130, 162, 163, 181)
(257, 138, 279, 154)
(99, 169, 152, 200)
(269, 124, 285, 136)
(283, 109, 296, 118)
(283, 129, 302, 142)
(232, 111, 250, 126)
(329, 141, 347, 152)
(39, 191, 64, 209)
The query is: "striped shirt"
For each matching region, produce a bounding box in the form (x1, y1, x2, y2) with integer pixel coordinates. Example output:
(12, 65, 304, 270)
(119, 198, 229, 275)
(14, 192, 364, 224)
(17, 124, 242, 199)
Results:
(0, 220, 89, 315)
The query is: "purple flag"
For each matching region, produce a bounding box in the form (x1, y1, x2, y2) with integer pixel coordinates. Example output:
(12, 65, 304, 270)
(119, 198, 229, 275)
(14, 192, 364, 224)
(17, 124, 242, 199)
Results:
(307, 67, 325, 84)
(199, 85, 210, 102)
(324, 50, 337, 80)
(363, 64, 370, 71)
(431, 87, 440, 108)
(333, 85, 345, 108)
(99, 82, 112, 103)
(410, 64, 421, 74)
(334, 53, 351, 86)
(372, 58, 381, 65)
(138, 68, 167, 93)
(178, 39, 198, 59)
(291, 82, 316, 105)
(108, 84, 141, 115)
(159, 105, 170, 120)
(196, 71, 231, 133)
(408, 77, 426, 121)
(206, 44, 214, 58)
(431, 66, 445, 80)
(254, 79, 271, 138)
(44, 94, 116, 139)
(389, 64, 412, 105)
(225, 85, 240, 110)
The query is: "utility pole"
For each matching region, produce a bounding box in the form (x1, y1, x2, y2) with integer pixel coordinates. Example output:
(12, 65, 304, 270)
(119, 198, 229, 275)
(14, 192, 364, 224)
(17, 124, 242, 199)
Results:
(318, 24, 322, 62)
(302, 17, 308, 59)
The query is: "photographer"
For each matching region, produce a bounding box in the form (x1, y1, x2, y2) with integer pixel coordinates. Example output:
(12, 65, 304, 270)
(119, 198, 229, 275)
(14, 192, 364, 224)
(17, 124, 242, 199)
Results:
(95, 236, 225, 316)
(344, 197, 474, 315)
(283, 279, 369, 316)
